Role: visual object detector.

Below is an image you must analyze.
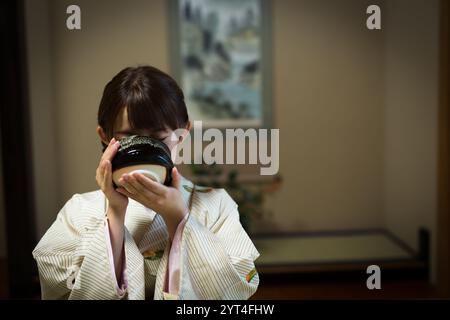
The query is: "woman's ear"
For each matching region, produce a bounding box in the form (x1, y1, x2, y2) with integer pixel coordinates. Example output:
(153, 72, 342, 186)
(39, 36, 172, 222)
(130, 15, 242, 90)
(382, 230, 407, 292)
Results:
(186, 120, 192, 131)
(96, 126, 109, 145)
(178, 121, 192, 143)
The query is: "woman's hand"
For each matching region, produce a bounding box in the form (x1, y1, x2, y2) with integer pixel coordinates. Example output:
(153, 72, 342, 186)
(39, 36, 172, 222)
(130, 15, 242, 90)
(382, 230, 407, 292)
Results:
(96, 138, 129, 282)
(117, 167, 188, 240)
(96, 138, 128, 215)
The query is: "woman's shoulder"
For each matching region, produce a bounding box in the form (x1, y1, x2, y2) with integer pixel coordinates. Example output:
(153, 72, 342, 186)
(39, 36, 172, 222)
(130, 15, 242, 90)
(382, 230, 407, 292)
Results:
(182, 181, 238, 227)
(71, 189, 104, 201)
(57, 190, 106, 229)
(193, 186, 236, 207)
(181, 175, 235, 205)
(65, 189, 105, 211)
(181, 175, 234, 204)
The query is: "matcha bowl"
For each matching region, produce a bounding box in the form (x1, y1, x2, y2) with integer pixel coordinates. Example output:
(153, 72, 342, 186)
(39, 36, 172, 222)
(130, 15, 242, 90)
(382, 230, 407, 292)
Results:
(111, 135, 173, 187)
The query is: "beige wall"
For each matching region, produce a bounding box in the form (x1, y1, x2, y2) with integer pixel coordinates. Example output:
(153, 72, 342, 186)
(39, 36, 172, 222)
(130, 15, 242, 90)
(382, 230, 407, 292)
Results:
(260, 0, 386, 232)
(25, 0, 439, 282)
(25, 0, 60, 239)
(25, 0, 170, 238)
(49, 0, 170, 203)
(384, 0, 439, 279)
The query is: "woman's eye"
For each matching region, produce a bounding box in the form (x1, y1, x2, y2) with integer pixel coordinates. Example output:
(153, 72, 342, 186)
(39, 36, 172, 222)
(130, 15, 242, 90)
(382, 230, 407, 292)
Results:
(113, 136, 125, 141)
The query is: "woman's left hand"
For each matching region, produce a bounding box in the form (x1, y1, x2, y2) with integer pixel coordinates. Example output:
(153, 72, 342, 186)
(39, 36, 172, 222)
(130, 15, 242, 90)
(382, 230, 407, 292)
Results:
(117, 167, 188, 240)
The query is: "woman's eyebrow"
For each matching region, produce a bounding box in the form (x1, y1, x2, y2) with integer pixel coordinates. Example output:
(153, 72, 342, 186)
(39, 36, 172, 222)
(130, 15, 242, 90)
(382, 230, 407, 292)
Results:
(113, 130, 133, 134)
(113, 130, 168, 138)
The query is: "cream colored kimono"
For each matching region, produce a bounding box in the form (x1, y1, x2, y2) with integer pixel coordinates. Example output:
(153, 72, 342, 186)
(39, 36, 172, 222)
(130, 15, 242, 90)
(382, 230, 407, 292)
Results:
(32, 177, 260, 300)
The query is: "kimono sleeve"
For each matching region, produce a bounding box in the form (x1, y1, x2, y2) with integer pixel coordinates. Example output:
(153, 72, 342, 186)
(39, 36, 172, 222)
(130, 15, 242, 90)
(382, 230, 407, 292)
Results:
(160, 189, 260, 300)
(32, 194, 141, 300)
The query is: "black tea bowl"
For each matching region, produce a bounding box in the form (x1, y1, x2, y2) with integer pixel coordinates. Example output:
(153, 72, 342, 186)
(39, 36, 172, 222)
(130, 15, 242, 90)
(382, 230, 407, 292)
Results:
(111, 135, 174, 187)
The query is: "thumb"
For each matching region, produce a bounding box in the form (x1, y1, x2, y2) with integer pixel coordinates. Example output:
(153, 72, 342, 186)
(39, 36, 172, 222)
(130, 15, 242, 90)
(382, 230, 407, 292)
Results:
(171, 167, 181, 189)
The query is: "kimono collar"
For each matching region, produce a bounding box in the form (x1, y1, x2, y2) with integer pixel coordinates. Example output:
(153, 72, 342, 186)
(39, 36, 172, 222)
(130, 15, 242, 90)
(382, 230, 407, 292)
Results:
(179, 174, 195, 210)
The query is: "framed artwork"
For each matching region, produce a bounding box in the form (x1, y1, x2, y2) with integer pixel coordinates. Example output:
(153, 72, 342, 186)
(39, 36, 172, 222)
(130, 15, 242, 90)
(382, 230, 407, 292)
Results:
(170, 0, 272, 128)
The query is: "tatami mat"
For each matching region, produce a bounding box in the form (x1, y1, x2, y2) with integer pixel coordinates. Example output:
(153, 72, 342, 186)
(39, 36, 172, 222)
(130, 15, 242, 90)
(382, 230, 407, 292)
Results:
(253, 232, 413, 266)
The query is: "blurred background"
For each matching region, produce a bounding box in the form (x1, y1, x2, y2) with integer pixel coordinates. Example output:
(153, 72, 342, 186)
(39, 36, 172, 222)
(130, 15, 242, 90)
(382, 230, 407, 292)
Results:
(0, 0, 449, 299)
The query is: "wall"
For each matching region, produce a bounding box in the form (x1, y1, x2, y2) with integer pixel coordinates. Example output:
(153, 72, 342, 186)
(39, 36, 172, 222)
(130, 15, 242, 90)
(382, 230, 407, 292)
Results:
(260, 0, 386, 232)
(25, 0, 170, 239)
(49, 0, 170, 204)
(384, 0, 439, 279)
(25, 0, 60, 239)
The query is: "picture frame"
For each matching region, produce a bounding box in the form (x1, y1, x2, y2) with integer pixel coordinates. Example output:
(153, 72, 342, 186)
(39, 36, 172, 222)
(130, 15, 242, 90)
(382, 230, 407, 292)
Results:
(169, 0, 273, 129)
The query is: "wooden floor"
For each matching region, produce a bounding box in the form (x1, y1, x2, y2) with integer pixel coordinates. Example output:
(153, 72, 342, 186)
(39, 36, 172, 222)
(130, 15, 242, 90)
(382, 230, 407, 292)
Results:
(252, 279, 437, 299)
(249, 230, 438, 299)
(0, 258, 436, 299)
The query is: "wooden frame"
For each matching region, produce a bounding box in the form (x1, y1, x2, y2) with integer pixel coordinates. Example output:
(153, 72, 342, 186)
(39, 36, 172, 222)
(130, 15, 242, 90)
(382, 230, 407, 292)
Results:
(0, 0, 38, 298)
(437, 0, 450, 298)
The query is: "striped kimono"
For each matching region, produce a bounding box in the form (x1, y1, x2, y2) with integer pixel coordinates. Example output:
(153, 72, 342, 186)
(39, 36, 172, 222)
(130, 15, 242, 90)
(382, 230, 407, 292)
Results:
(32, 177, 260, 300)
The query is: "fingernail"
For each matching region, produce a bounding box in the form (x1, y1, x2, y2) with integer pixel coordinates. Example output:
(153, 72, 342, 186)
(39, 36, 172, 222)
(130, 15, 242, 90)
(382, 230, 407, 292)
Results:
(109, 138, 114, 144)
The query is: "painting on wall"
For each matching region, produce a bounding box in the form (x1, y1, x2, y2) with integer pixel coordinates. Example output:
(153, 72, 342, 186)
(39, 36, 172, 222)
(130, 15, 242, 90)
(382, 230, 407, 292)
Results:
(170, 0, 272, 128)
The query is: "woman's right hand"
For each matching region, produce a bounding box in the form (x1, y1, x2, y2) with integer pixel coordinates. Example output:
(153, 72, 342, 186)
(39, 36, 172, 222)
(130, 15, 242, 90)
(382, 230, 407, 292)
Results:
(96, 138, 128, 214)
(96, 138, 127, 282)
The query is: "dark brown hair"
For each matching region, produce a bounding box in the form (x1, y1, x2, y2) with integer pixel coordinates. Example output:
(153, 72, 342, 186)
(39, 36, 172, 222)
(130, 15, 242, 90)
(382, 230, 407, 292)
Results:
(97, 65, 189, 141)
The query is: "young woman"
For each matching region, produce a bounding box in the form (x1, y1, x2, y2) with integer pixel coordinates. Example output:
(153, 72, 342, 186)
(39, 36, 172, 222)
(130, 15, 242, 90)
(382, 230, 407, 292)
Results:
(32, 66, 260, 300)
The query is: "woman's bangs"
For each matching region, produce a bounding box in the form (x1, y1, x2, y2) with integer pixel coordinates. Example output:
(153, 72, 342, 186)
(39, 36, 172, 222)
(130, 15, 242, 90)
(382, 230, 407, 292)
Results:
(126, 99, 175, 133)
